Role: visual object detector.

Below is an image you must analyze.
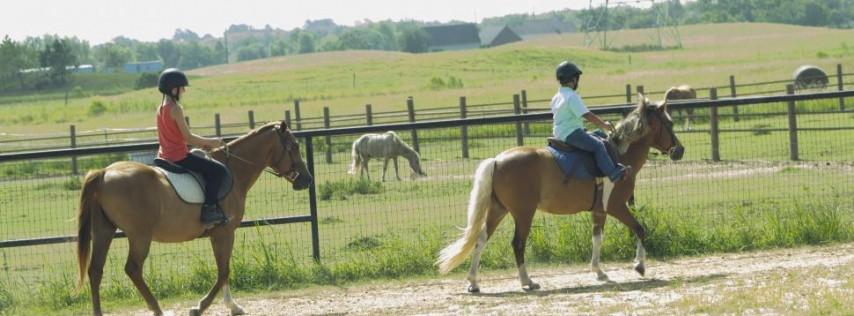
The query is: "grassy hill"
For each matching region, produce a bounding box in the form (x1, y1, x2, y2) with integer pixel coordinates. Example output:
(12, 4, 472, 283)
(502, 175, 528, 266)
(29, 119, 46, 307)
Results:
(1, 23, 852, 135)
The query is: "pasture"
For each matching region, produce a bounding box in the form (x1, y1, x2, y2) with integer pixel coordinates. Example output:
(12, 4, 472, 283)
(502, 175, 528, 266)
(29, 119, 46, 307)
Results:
(0, 22, 853, 314)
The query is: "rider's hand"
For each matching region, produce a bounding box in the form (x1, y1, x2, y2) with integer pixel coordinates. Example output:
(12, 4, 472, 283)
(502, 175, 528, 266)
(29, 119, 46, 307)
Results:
(603, 121, 616, 134)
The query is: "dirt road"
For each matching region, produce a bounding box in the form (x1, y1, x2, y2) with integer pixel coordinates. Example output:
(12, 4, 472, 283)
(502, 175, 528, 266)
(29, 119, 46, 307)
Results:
(128, 243, 853, 315)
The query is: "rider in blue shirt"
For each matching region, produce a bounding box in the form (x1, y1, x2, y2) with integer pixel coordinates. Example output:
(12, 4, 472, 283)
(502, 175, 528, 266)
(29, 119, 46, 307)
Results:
(551, 61, 631, 183)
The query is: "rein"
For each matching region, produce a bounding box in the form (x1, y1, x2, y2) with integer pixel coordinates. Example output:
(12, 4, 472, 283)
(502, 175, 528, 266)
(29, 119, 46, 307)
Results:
(219, 126, 300, 183)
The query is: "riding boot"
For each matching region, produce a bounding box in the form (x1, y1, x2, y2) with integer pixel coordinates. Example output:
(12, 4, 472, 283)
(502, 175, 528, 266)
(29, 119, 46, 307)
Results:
(201, 203, 228, 229)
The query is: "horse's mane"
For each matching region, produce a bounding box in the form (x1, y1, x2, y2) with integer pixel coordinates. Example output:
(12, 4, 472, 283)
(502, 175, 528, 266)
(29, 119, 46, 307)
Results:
(610, 106, 650, 154)
(227, 122, 280, 145)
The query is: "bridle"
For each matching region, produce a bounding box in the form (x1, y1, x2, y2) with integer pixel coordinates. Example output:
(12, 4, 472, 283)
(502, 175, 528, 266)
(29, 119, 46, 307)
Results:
(221, 124, 301, 183)
(652, 109, 680, 156)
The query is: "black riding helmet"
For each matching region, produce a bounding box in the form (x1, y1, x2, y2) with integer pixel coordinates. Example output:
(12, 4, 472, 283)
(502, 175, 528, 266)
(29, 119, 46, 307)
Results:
(556, 61, 583, 84)
(158, 68, 189, 97)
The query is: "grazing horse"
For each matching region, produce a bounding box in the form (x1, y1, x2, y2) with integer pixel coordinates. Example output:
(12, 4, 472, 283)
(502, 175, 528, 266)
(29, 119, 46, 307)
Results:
(77, 121, 312, 316)
(437, 95, 684, 292)
(348, 131, 426, 181)
(664, 84, 697, 130)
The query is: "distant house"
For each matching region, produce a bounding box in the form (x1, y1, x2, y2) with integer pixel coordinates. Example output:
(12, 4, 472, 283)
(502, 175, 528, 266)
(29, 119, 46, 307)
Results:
(513, 18, 576, 39)
(19, 64, 96, 74)
(422, 23, 481, 52)
(479, 25, 523, 47)
(123, 60, 163, 74)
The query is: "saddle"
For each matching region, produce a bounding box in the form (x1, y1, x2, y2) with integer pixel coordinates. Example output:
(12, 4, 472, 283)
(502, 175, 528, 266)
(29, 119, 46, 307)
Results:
(546, 131, 620, 181)
(153, 150, 234, 204)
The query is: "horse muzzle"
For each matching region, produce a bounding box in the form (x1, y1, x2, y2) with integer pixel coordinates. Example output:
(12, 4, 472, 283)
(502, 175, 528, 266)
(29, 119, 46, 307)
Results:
(668, 145, 685, 161)
(292, 173, 313, 190)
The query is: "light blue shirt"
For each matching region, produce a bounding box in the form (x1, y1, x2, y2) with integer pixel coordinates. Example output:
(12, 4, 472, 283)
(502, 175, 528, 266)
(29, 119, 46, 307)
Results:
(551, 87, 590, 141)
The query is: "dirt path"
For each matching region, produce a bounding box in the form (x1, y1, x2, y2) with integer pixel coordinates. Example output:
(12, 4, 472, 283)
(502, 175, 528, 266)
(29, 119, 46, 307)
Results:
(127, 243, 853, 315)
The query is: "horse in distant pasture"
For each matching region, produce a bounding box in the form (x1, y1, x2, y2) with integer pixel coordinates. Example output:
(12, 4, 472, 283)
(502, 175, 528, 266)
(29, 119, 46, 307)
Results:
(665, 85, 697, 130)
(437, 94, 684, 293)
(77, 121, 312, 316)
(348, 131, 426, 181)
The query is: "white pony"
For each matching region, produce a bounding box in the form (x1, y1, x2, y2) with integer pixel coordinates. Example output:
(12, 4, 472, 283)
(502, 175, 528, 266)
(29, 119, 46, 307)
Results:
(348, 131, 426, 181)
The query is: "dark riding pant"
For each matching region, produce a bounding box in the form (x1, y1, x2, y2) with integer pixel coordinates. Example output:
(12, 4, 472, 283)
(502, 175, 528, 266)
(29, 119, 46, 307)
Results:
(564, 129, 623, 182)
(175, 154, 227, 205)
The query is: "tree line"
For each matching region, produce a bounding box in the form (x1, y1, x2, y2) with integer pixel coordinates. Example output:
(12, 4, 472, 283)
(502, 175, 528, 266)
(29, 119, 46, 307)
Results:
(1, 0, 851, 93)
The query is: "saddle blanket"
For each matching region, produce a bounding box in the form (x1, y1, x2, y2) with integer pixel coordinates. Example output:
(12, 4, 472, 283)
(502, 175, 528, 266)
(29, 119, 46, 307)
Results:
(153, 154, 233, 204)
(546, 146, 604, 181)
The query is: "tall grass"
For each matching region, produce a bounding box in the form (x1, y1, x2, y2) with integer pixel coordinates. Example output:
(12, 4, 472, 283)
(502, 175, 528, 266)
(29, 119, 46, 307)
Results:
(3, 198, 850, 314)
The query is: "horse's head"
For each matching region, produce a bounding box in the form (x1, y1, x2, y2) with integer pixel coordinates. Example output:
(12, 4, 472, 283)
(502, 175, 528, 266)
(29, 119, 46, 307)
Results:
(404, 150, 427, 177)
(613, 94, 684, 160)
(269, 121, 313, 190)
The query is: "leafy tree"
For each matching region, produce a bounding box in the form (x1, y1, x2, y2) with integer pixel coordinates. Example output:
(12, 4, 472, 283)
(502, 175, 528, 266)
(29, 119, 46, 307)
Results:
(398, 27, 429, 53)
(157, 39, 180, 68)
(298, 32, 316, 54)
(338, 28, 384, 50)
(135, 42, 160, 62)
(40, 39, 77, 85)
(95, 43, 131, 72)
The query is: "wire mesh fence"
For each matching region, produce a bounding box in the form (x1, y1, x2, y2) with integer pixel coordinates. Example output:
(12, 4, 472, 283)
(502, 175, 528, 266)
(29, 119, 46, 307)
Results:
(0, 91, 852, 299)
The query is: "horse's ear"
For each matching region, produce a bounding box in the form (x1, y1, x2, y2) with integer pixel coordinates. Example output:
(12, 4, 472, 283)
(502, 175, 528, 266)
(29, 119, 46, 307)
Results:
(279, 120, 288, 130)
(637, 93, 648, 112)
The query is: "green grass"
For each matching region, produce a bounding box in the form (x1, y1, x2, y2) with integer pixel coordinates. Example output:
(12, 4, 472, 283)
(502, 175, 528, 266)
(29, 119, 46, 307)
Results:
(0, 23, 851, 136)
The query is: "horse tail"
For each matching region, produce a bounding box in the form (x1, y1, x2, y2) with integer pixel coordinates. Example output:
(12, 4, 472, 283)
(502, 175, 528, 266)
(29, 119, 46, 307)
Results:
(437, 158, 496, 274)
(348, 139, 361, 175)
(77, 168, 105, 288)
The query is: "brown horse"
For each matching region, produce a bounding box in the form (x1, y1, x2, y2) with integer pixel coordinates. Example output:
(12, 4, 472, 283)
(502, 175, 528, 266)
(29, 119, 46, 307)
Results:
(76, 121, 312, 316)
(437, 95, 683, 292)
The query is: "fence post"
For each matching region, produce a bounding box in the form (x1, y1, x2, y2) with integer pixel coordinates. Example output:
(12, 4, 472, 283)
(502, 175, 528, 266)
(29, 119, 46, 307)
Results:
(460, 96, 469, 159)
(70, 125, 78, 175)
(513, 94, 524, 146)
(215, 113, 222, 137)
(838, 64, 845, 111)
(284, 110, 292, 128)
(521, 90, 530, 135)
(730, 75, 740, 121)
(294, 99, 302, 130)
(709, 88, 720, 162)
(407, 96, 420, 153)
(786, 84, 799, 161)
(248, 110, 255, 129)
(323, 107, 332, 164)
(625, 84, 632, 103)
(365, 104, 373, 125)
(304, 136, 321, 262)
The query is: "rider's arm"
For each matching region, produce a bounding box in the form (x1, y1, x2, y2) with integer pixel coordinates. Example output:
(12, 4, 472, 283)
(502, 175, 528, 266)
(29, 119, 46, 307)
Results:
(170, 105, 221, 149)
(583, 113, 615, 133)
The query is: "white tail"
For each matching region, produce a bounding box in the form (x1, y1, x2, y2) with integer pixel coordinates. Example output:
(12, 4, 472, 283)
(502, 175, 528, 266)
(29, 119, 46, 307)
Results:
(348, 141, 361, 175)
(436, 158, 496, 274)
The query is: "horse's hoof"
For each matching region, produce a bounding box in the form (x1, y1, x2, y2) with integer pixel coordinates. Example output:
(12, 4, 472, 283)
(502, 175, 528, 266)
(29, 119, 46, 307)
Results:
(467, 285, 480, 293)
(634, 264, 646, 276)
(188, 308, 202, 316)
(231, 305, 247, 316)
(596, 272, 610, 282)
(523, 282, 541, 291)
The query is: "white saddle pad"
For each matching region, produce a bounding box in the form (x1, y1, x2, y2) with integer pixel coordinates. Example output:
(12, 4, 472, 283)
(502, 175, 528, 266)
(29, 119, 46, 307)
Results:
(155, 168, 205, 204)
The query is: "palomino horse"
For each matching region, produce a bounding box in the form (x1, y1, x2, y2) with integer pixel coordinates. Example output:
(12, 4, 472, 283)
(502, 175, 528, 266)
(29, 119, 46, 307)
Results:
(437, 95, 684, 292)
(77, 121, 312, 316)
(665, 84, 697, 130)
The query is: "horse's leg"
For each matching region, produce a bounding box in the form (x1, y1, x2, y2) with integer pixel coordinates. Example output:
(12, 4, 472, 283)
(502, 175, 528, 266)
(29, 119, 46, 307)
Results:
(191, 231, 235, 316)
(125, 237, 163, 315)
(466, 200, 508, 293)
(361, 158, 371, 181)
(222, 284, 246, 315)
(393, 157, 401, 181)
(381, 158, 390, 182)
(510, 209, 539, 290)
(89, 215, 117, 316)
(590, 210, 609, 281)
(607, 202, 648, 276)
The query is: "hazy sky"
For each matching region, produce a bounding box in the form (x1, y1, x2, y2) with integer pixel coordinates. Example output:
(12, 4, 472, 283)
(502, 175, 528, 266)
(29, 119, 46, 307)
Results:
(0, 0, 610, 45)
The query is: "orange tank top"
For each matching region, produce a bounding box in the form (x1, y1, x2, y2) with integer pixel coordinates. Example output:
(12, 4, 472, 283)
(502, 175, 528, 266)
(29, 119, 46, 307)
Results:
(156, 102, 188, 162)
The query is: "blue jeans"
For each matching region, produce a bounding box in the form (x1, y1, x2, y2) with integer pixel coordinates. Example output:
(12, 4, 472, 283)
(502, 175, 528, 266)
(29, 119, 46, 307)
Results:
(565, 129, 624, 182)
(175, 154, 227, 205)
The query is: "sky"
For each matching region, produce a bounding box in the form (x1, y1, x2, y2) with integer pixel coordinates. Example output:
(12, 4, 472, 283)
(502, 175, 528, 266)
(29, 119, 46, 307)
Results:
(0, 0, 613, 45)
